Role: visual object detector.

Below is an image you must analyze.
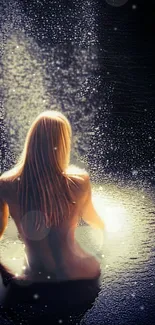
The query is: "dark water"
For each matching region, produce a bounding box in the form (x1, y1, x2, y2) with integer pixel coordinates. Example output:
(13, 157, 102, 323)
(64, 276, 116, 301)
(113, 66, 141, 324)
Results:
(0, 0, 155, 324)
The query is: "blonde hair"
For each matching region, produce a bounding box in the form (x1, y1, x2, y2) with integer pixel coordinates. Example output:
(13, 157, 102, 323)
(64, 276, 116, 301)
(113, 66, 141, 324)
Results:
(0, 110, 76, 230)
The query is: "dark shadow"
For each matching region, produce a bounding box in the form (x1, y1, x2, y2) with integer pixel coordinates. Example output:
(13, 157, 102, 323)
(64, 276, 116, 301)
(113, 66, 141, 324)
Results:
(0, 262, 101, 325)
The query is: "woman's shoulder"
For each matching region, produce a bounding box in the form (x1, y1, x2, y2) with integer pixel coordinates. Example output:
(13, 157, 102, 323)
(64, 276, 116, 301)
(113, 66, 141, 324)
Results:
(66, 166, 90, 193)
(0, 177, 9, 189)
(0, 176, 19, 198)
(0, 178, 12, 200)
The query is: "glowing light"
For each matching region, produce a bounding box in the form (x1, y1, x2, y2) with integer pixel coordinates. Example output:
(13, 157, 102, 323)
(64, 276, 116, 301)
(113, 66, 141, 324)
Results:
(132, 4, 137, 9)
(66, 164, 87, 175)
(2, 33, 49, 160)
(104, 206, 126, 233)
(92, 193, 126, 233)
(22, 265, 26, 270)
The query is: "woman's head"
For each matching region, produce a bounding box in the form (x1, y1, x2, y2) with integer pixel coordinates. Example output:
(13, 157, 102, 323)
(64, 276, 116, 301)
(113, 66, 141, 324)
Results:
(0, 109, 75, 229)
(24, 110, 72, 173)
(18, 109, 74, 228)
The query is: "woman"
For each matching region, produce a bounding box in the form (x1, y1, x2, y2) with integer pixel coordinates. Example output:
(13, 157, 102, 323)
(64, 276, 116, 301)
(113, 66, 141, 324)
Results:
(0, 109, 104, 285)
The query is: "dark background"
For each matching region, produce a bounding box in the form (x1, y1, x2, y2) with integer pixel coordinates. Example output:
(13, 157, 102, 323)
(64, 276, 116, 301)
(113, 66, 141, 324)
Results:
(1, 0, 155, 182)
(94, 0, 155, 180)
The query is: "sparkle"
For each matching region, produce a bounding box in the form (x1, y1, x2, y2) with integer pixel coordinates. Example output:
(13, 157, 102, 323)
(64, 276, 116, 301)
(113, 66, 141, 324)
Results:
(101, 254, 104, 258)
(114, 27, 118, 31)
(54, 147, 57, 150)
(15, 273, 19, 277)
(140, 305, 144, 310)
(47, 275, 51, 279)
(132, 170, 138, 176)
(150, 282, 154, 286)
(132, 4, 137, 10)
(22, 265, 26, 270)
(131, 292, 136, 298)
(81, 97, 87, 102)
(33, 294, 39, 299)
(58, 320, 63, 324)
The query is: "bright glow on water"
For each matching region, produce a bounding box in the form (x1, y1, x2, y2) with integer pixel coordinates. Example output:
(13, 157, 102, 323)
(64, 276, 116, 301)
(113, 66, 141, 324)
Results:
(104, 205, 126, 233)
(92, 194, 126, 233)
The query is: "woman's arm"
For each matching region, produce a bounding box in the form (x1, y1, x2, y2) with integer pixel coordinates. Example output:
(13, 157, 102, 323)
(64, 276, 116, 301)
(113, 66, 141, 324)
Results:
(0, 199, 9, 239)
(0, 180, 9, 239)
(80, 175, 104, 229)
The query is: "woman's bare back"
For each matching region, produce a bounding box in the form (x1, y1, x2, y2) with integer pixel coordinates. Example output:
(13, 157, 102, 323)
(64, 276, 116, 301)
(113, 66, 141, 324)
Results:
(3, 175, 101, 282)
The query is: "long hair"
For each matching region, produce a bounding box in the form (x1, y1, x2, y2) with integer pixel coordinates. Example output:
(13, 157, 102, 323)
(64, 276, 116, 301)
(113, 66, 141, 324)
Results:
(0, 109, 77, 231)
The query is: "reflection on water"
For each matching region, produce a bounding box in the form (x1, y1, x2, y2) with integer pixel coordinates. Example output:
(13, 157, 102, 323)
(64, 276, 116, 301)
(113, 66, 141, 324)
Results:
(81, 181, 155, 325)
